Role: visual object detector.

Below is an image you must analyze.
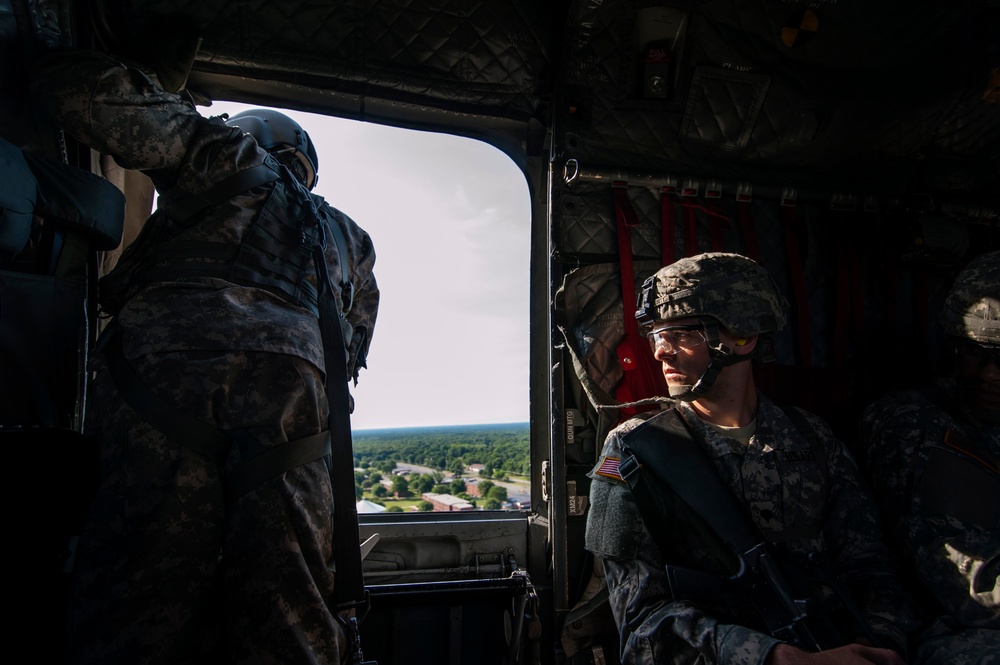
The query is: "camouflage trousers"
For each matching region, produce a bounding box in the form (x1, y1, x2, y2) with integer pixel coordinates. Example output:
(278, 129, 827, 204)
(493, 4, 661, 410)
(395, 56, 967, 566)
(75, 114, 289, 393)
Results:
(914, 623, 1000, 665)
(66, 348, 347, 664)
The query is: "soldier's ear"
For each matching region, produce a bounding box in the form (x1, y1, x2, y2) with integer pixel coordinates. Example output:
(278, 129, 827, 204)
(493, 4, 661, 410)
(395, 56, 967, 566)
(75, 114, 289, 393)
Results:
(733, 336, 757, 355)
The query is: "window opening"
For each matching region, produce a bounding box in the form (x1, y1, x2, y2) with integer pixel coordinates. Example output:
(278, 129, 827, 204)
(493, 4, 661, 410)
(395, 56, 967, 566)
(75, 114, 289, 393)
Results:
(200, 102, 532, 514)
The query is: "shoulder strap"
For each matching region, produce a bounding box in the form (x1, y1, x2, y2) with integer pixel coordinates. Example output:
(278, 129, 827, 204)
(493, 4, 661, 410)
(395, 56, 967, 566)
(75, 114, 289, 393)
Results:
(619, 409, 760, 557)
(313, 242, 367, 611)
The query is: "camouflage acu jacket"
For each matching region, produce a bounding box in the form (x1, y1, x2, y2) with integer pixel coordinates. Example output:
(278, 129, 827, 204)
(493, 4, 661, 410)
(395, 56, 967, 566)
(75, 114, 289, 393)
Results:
(861, 377, 1000, 630)
(586, 395, 912, 665)
(32, 51, 378, 383)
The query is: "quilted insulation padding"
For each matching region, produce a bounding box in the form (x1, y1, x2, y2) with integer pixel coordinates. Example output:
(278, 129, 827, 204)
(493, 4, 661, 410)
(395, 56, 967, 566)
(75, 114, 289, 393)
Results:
(124, 0, 548, 116)
(553, 174, 967, 433)
(560, 0, 999, 195)
(556, 260, 665, 401)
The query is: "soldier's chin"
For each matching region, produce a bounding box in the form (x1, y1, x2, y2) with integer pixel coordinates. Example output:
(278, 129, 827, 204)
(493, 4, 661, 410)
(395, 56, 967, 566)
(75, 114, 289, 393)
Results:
(667, 383, 694, 400)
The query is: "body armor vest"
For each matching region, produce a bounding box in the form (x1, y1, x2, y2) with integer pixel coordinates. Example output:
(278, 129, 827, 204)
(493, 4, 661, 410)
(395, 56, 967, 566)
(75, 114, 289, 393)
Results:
(100, 158, 343, 319)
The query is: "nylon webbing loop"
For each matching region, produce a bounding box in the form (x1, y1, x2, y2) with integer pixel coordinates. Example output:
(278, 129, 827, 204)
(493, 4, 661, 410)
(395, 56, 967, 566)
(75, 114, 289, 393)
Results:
(736, 202, 762, 263)
(831, 215, 866, 369)
(780, 204, 813, 367)
(613, 181, 666, 418)
(613, 182, 641, 340)
(102, 328, 231, 465)
(683, 202, 699, 256)
(706, 202, 726, 253)
(226, 431, 332, 505)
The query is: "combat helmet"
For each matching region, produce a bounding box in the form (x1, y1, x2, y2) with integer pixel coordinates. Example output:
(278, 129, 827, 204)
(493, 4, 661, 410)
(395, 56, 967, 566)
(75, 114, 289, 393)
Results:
(941, 250, 1000, 346)
(636, 252, 788, 400)
(225, 109, 319, 190)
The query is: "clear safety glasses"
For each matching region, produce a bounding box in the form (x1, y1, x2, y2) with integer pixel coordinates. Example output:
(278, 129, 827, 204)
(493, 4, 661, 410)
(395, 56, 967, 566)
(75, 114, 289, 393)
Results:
(646, 324, 708, 355)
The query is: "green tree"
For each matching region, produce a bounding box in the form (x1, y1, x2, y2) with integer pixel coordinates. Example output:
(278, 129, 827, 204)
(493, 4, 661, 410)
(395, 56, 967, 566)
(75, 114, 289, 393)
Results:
(372, 484, 388, 498)
(390, 474, 410, 497)
(418, 500, 434, 512)
(484, 498, 501, 510)
(487, 485, 508, 503)
(386, 506, 403, 513)
(414, 474, 436, 494)
(449, 478, 466, 495)
(447, 458, 465, 475)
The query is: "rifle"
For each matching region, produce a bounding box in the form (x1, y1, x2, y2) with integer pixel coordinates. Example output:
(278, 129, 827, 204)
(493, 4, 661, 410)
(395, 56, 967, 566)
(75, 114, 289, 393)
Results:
(617, 409, 880, 652)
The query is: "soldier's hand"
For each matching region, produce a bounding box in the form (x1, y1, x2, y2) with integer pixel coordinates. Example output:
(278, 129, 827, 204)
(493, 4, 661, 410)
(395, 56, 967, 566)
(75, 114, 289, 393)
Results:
(768, 642, 906, 665)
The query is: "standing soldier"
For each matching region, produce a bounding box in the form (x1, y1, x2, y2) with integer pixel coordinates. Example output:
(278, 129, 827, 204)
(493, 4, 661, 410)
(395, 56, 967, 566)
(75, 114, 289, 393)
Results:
(585, 252, 912, 664)
(33, 49, 378, 664)
(860, 250, 998, 664)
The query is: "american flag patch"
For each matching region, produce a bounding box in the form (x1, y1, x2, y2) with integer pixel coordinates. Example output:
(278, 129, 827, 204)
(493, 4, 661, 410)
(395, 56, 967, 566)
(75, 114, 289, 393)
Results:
(596, 455, 622, 480)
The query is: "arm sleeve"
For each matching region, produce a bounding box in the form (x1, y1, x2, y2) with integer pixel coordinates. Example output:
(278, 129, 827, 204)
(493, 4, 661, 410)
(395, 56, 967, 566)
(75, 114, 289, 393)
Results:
(344, 223, 378, 383)
(586, 431, 781, 665)
(860, 400, 1000, 629)
(32, 50, 202, 174)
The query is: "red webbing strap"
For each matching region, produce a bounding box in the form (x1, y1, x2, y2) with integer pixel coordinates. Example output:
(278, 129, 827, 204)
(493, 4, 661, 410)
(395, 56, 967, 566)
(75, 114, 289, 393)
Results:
(682, 202, 699, 256)
(850, 242, 866, 346)
(661, 185, 676, 265)
(915, 269, 931, 361)
(706, 200, 726, 252)
(613, 182, 641, 341)
(832, 224, 852, 367)
(781, 203, 813, 367)
(613, 182, 666, 416)
(882, 256, 899, 350)
(736, 202, 762, 263)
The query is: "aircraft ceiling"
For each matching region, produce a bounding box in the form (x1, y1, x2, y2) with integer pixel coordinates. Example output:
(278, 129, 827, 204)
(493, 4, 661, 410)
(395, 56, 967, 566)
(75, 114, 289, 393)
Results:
(4, 1, 998, 201)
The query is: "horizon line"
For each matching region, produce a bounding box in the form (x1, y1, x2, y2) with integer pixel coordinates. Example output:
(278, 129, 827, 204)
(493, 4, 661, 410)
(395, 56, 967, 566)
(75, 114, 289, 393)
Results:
(353, 420, 529, 434)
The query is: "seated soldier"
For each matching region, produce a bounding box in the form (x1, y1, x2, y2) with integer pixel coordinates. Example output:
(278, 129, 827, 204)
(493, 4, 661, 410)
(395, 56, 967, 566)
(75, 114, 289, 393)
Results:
(860, 250, 998, 664)
(586, 252, 913, 665)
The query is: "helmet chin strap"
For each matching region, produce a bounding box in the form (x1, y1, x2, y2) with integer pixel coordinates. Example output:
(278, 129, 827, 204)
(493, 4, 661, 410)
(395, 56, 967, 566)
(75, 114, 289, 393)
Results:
(669, 321, 755, 402)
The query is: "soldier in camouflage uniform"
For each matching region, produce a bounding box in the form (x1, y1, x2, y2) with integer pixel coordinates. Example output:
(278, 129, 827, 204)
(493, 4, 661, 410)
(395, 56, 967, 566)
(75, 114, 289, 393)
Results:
(860, 250, 999, 665)
(586, 253, 912, 665)
(33, 51, 378, 664)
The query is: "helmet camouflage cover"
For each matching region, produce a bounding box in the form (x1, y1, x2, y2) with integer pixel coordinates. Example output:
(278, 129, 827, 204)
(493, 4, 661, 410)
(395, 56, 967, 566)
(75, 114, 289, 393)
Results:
(637, 252, 788, 336)
(941, 250, 1000, 345)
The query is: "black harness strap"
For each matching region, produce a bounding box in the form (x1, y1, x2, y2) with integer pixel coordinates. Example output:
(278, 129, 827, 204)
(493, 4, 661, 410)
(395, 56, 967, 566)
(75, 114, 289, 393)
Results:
(313, 242, 366, 610)
(225, 431, 332, 505)
(619, 409, 759, 556)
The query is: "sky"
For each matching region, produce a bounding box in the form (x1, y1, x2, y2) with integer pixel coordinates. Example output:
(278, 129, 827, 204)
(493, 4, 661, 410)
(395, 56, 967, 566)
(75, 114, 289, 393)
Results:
(200, 101, 532, 431)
